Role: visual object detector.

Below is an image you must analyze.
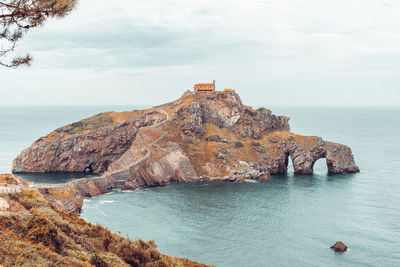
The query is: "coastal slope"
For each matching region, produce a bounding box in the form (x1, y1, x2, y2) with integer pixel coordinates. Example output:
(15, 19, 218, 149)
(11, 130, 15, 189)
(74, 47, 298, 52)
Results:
(0, 174, 207, 266)
(13, 91, 359, 195)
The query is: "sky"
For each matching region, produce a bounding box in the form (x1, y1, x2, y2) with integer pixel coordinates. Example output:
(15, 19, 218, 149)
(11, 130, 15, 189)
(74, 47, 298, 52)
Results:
(1, 0, 400, 106)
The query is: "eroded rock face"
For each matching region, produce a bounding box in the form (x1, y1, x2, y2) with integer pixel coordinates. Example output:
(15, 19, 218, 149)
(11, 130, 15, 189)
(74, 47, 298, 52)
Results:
(172, 91, 290, 139)
(12, 90, 359, 201)
(40, 187, 85, 213)
(173, 102, 205, 137)
(325, 142, 360, 174)
(12, 121, 137, 174)
(201, 92, 243, 127)
(237, 107, 290, 139)
(152, 149, 197, 182)
(12, 110, 168, 174)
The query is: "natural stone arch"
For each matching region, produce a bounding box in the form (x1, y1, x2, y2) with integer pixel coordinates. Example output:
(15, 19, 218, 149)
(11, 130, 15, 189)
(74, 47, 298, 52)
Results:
(284, 138, 359, 175)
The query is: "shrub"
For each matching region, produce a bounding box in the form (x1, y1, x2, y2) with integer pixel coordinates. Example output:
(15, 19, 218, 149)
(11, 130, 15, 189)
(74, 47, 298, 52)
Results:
(110, 238, 162, 266)
(0, 174, 18, 184)
(0, 188, 208, 266)
(26, 211, 63, 254)
(90, 254, 109, 267)
(9, 190, 47, 210)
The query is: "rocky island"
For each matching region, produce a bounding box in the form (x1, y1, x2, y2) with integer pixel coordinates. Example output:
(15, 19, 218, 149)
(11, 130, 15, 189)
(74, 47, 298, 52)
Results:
(12, 90, 359, 212)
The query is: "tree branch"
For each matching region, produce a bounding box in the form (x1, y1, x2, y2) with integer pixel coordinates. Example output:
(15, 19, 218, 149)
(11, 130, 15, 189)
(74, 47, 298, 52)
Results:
(0, 0, 77, 67)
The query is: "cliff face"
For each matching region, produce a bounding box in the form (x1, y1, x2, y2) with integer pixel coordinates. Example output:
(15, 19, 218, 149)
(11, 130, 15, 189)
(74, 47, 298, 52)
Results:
(12, 110, 167, 174)
(13, 90, 359, 195)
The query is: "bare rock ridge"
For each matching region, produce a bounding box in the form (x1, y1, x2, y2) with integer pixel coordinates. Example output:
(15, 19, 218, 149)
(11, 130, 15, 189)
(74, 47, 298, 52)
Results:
(13, 90, 359, 209)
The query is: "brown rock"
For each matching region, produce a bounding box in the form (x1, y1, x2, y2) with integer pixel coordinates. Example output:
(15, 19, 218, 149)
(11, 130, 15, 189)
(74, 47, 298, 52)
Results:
(325, 142, 360, 174)
(281, 137, 359, 175)
(173, 102, 205, 137)
(256, 173, 271, 180)
(205, 135, 222, 142)
(12, 110, 168, 174)
(254, 146, 265, 153)
(236, 107, 290, 139)
(233, 141, 244, 148)
(85, 181, 102, 197)
(12, 119, 138, 174)
(330, 241, 348, 252)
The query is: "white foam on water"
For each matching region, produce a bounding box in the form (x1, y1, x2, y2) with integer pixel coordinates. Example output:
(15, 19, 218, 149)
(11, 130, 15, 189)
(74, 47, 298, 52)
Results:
(100, 200, 116, 204)
(121, 189, 138, 193)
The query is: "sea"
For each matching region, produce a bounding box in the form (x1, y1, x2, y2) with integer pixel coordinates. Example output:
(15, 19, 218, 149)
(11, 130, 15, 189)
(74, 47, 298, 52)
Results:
(0, 105, 399, 267)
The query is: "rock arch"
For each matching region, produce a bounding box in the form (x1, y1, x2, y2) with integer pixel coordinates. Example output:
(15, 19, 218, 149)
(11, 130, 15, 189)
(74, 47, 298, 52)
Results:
(285, 138, 359, 174)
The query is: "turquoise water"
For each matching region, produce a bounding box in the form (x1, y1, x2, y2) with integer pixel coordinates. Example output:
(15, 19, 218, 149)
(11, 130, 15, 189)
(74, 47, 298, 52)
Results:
(1, 106, 399, 266)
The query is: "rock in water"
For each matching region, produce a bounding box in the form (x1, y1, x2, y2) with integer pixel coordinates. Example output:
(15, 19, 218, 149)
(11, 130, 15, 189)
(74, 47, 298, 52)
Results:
(12, 90, 359, 198)
(330, 241, 348, 252)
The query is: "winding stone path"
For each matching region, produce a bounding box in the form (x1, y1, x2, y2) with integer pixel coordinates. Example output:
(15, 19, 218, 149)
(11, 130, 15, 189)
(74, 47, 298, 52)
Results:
(100, 108, 171, 184)
(30, 184, 68, 189)
(53, 108, 173, 193)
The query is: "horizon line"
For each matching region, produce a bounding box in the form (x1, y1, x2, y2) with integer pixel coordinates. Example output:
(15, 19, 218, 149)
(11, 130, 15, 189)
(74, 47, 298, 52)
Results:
(1, 104, 400, 108)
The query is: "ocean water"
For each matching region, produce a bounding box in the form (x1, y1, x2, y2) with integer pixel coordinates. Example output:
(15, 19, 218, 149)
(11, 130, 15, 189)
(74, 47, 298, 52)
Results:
(1, 106, 399, 266)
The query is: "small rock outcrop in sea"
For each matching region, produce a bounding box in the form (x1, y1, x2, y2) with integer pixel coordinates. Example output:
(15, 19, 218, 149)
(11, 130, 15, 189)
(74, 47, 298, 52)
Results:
(330, 241, 348, 252)
(12, 90, 359, 208)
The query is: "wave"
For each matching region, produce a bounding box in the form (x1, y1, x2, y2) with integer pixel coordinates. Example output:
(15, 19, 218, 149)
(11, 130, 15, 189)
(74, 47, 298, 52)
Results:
(100, 200, 116, 204)
(121, 189, 139, 193)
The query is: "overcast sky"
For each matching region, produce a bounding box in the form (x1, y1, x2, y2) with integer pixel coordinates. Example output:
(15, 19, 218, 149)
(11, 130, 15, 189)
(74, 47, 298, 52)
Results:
(1, 0, 399, 106)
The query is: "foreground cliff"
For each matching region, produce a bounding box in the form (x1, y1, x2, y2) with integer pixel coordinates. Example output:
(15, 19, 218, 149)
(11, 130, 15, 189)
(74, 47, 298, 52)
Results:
(13, 90, 359, 201)
(0, 174, 207, 267)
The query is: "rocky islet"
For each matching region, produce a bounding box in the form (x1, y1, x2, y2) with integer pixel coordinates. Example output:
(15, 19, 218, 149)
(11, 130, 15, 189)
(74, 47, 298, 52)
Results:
(12, 90, 359, 212)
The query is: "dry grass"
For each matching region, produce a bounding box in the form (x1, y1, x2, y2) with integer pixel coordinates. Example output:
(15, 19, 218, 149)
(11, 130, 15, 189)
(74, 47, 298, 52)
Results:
(0, 174, 18, 184)
(49, 188, 73, 200)
(0, 189, 209, 267)
(161, 93, 196, 117)
(105, 110, 144, 122)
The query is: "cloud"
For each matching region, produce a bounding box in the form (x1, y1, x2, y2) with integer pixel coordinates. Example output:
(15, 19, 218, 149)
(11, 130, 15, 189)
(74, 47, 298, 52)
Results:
(16, 0, 264, 69)
(1, 0, 400, 106)
(16, 0, 400, 70)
